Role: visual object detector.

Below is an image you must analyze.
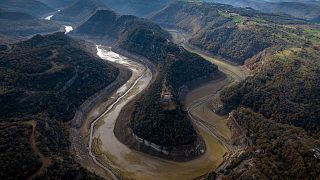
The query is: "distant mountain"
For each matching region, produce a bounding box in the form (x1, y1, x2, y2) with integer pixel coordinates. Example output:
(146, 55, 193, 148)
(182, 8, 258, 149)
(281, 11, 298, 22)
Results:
(0, 0, 55, 17)
(205, 0, 320, 22)
(101, 0, 172, 17)
(0, 32, 118, 179)
(151, 1, 308, 65)
(38, 0, 76, 9)
(0, 9, 60, 36)
(0, 8, 34, 20)
(52, 0, 108, 24)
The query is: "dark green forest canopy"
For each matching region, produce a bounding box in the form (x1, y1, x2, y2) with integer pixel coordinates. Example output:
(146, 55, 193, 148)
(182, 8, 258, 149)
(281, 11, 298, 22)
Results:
(220, 45, 320, 138)
(213, 108, 320, 179)
(0, 32, 117, 179)
(0, 32, 118, 122)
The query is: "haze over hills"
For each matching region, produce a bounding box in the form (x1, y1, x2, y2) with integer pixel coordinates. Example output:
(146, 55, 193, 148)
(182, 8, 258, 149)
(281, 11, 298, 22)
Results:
(52, 0, 108, 25)
(205, 0, 320, 22)
(101, 0, 172, 17)
(151, 1, 309, 65)
(38, 0, 76, 9)
(0, 9, 60, 37)
(0, 0, 56, 17)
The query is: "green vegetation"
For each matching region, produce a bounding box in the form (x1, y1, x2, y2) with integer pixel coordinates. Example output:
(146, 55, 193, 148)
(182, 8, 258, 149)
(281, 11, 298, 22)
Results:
(0, 123, 41, 179)
(214, 108, 320, 179)
(0, 33, 118, 179)
(220, 46, 320, 137)
(151, 1, 310, 65)
(304, 28, 320, 44)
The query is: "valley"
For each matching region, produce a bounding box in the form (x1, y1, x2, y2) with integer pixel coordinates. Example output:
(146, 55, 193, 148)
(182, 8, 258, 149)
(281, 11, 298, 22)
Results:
(78, 30, 248, 179)
(1, 0, 319, 179)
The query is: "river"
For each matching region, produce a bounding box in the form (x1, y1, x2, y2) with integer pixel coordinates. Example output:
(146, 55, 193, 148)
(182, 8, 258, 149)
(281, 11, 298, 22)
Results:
(44, 11, 73, 34)
(86, 30, 247, 179)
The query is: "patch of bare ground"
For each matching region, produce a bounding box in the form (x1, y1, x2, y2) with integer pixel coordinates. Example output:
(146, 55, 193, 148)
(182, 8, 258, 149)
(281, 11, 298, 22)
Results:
(24, 120, 52, 179)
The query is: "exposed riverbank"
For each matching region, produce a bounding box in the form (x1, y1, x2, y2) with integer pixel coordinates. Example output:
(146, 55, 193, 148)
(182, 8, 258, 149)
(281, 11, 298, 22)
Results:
(71, 28, 249, 179)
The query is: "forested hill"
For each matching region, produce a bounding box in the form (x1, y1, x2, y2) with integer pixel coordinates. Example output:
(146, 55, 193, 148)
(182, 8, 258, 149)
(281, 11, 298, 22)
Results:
(209, 45, 320, 179)
(52, 0, 108, 24)
(73, 9, 219, 156)
(0, 33, 118, 179)
(220, 45, 320, 138)
(0, 9, 60, 37)
(151, 1, 314, 65)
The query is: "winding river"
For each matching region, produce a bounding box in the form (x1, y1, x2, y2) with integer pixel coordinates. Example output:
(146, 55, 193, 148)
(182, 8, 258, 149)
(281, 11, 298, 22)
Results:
(87, 31, 247, 179)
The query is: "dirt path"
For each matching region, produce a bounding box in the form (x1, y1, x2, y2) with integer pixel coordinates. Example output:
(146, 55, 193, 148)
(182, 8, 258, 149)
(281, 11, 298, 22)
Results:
(24, 120, 52, 179)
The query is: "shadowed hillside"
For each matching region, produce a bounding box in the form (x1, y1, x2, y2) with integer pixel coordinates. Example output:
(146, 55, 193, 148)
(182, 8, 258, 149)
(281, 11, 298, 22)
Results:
(52, 0, 108, 24)
(101, 0, 172, 17)
(0, 33, 118, 179)
(0, 9, 60, 37)
(0, 0, 55, 17)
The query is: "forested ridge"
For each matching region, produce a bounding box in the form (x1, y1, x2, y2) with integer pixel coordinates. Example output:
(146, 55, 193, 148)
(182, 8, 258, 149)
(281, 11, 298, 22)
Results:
(151, 1, 317, 65)
(0, 32, 118, 179)
(220, 46, 320, 138)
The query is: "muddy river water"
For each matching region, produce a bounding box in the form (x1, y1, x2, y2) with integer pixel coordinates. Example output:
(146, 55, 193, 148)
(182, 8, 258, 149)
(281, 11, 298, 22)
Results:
(89, 34, 247, 179)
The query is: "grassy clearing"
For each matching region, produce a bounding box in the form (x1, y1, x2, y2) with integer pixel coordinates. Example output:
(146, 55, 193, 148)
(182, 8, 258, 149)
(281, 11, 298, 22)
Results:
(304, 29, 320, 44)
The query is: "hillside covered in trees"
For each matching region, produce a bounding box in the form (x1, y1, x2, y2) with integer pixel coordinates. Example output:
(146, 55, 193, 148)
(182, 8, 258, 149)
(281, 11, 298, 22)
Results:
(205, 0, 320, 23)
(212, 108, 320, 179)
(73, 9, 219, 153)
(220, 46, 320, 138)
(209, 44, 320, 179)
(0, 33, 118, 179)
(151, 1, 315, 65)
